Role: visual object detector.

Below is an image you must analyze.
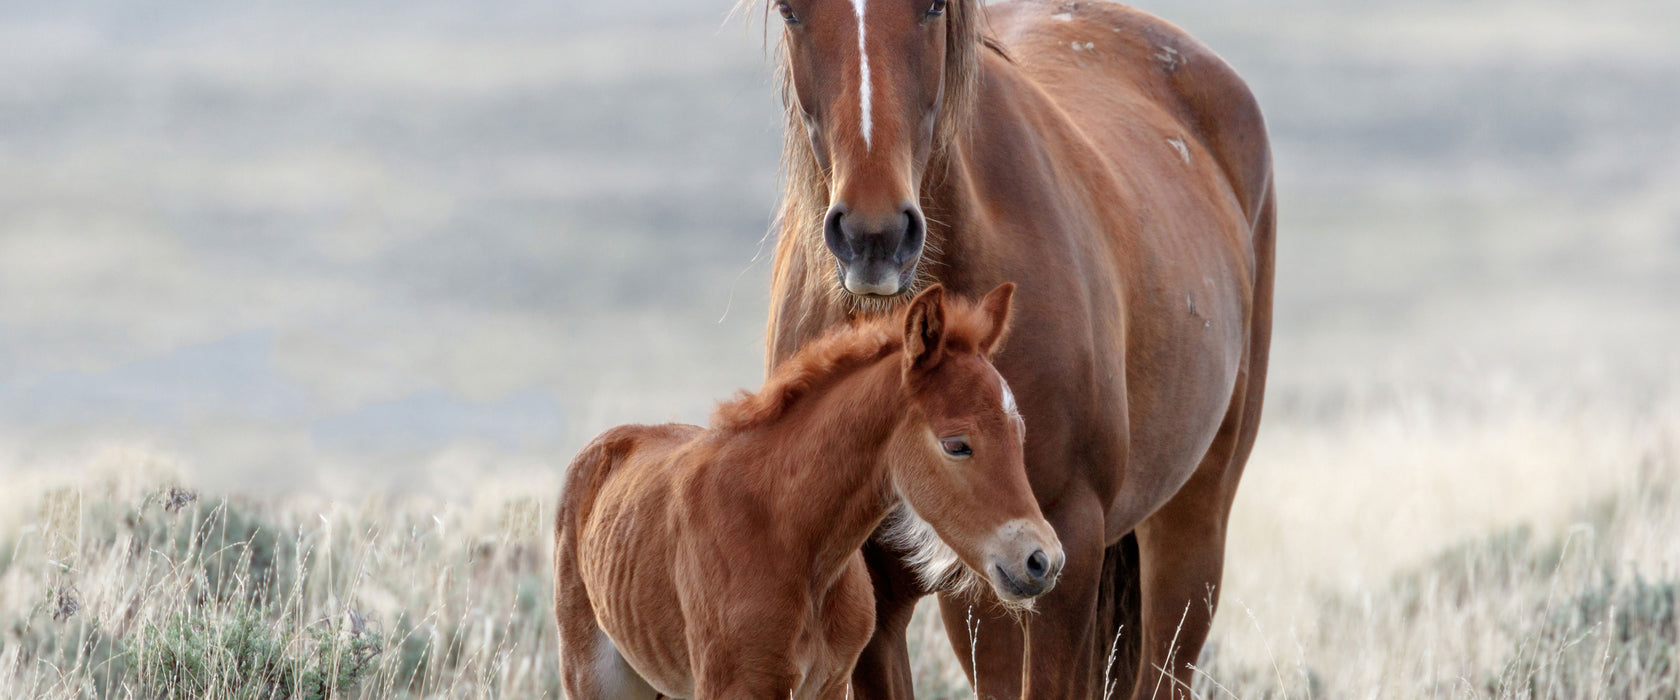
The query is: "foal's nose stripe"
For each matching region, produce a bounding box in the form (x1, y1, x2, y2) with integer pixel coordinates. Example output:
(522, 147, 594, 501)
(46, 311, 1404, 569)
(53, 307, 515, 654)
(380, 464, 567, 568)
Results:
(850, 0, 873, 152)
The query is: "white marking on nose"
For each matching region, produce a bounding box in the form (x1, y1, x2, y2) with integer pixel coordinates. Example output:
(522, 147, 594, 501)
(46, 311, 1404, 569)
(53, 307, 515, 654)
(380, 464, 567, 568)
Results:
(851, 0, 873, 151)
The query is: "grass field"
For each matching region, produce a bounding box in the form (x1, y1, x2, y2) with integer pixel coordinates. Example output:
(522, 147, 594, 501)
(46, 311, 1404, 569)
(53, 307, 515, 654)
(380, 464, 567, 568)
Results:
(5, 358, 1678, 698)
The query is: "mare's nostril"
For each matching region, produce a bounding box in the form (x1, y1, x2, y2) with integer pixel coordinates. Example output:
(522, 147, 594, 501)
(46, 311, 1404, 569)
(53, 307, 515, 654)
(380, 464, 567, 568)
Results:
(1026, 549, 1049, 580)
(896, 207, 925, 264)
(823, 205, 853, 263)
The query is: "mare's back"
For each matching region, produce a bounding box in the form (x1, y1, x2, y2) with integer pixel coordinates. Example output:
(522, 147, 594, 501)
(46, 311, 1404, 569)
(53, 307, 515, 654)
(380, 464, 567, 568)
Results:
(987, 0, 1272, 225)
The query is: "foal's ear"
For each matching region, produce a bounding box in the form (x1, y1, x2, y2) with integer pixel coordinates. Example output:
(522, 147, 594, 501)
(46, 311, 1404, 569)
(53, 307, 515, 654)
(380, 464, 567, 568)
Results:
(977, 282, 1016, 358)
(903, 284, 948, 373)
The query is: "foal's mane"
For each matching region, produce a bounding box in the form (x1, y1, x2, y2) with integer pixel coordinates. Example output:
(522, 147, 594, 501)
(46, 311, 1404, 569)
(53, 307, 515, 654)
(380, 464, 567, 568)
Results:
(739, 0, 990, 314)
(712, 294, 994, 432)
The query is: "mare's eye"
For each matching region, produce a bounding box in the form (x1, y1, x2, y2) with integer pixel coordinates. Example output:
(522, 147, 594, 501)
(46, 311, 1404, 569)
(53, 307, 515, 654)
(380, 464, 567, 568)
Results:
(777, 1, 799, 24)
(940, 438, 972, 458)
(927, 0, 948, 17)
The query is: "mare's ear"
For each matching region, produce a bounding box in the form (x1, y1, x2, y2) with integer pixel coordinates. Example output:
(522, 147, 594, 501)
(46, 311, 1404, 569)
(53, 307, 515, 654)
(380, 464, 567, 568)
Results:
(977, 282, 1016, 358)
(903, 285, 948, 375)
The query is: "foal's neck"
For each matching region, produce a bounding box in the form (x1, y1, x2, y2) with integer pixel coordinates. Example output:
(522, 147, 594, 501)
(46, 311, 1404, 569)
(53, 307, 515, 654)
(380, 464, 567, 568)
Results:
(731, 356, 908, 590)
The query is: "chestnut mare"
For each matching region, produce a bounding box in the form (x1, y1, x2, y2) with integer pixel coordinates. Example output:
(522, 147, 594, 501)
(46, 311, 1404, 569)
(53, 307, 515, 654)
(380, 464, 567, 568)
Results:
(554, 284, 1064, 699)
(755, 0, 1275, 697)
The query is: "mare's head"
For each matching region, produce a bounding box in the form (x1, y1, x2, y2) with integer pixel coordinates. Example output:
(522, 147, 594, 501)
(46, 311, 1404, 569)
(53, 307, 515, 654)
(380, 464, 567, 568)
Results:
(885, 283, 1063, 604)
(769, 0, 982, 301)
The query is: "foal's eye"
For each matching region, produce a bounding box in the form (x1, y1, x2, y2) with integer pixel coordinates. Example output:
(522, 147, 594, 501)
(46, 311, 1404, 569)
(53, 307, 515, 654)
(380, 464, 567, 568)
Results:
(940, 438, 972, 458)
(776, 1, 799, 24)
(926, 0, 948, 17)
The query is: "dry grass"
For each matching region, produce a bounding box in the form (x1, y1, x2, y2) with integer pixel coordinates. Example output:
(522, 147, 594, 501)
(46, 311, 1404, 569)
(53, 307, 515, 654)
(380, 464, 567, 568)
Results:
(0, 461, 560, 698)
(3, 363, 1678, 698)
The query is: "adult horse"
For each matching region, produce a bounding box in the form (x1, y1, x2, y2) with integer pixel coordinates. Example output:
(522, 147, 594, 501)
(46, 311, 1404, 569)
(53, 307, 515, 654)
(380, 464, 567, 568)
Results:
(757, 0, 1274, 697)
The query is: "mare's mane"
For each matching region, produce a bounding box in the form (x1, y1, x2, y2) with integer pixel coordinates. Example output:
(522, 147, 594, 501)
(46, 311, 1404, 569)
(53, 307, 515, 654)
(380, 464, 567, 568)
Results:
(711, 295, 994, 432)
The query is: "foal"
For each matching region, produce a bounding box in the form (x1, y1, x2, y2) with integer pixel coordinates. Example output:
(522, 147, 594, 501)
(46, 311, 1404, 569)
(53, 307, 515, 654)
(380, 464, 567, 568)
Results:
(553, 283, 1063, 699)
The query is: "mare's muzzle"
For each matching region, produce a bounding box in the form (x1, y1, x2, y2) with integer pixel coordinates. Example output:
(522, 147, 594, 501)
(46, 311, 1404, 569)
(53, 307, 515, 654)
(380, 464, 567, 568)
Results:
(824, 202, 926, 297)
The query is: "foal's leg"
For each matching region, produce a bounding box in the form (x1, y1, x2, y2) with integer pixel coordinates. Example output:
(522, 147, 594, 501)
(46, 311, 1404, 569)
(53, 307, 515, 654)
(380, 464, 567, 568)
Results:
(558, 626, 663, 700)
(555, 537, 660, 698)
(818, 553, 881, 700)
(848, 539, 927, 700)
(692, 654, 804, 700)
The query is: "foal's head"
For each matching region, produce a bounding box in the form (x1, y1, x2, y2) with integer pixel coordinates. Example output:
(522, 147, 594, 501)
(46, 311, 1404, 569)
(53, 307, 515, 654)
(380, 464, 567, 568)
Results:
(886, 283, 1063, 603)
(770, 0, 981, 300)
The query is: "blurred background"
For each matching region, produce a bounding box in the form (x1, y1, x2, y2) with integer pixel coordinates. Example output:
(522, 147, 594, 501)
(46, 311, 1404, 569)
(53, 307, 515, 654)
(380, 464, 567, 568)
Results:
(3, 0, 1680, 695)
(0, 0, 1676, 498)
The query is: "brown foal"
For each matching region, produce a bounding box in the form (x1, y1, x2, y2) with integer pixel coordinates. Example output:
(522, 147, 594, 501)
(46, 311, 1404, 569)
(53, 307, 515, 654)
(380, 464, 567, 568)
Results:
(553, 283, 1062, 699)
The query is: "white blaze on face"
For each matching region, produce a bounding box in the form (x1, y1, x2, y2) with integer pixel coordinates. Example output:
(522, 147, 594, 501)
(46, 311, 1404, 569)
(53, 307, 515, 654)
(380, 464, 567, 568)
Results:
(850, 0, 874, 151)
(999, 372, 1025, 435)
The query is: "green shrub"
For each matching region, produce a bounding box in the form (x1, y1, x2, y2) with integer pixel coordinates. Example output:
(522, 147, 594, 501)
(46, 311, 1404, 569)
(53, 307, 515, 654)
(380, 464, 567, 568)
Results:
(1493, 570, 1680, 699)
(79, 490, 304, 605)
(130, 601, 381, 700)
(389, 614, 437, 692)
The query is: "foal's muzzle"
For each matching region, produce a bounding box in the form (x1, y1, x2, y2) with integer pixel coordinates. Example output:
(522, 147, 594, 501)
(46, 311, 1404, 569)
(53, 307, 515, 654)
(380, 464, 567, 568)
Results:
(823, 202, 926, 297)
(985, 520, 1065, 602)
(993, 547, 1065, 600)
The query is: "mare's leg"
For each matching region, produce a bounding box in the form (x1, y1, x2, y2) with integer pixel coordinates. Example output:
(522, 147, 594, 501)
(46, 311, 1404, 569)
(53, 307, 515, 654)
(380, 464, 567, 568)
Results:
(1128, 395, 1254, 700)
(1127, 479, 1231, 700)
(848, 539, 927, 699)
(936, 593, 1023, 699)
(938, 487, 1110, 699)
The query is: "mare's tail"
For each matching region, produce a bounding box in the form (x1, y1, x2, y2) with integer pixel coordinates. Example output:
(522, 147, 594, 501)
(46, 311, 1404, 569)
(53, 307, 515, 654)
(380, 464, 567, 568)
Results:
(1093, 533, 1144, 698)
